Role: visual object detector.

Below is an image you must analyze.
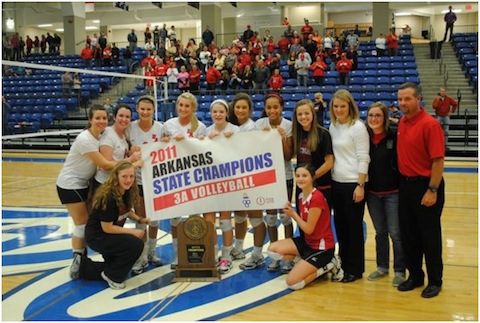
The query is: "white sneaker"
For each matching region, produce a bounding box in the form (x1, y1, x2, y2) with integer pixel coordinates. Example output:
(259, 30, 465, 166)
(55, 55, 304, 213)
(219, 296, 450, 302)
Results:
(239, 253, 265, 270)
(281, 260, 294, 274)
(132, 257, 148, 275)
(217, 258, 233, 274)
(101, 271, 125, 289)
(69, 253, 82, 280)
(148, 247, 163, 266)
(267, 259, 280, 272)
(230, 248, 246, 260)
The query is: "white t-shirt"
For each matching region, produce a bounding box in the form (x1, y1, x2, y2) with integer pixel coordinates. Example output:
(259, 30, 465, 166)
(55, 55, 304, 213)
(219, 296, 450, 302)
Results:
(206, 122, 239, 136)
(329, 119, 370, 183)
(56, 130, 99, 189)
(238, 118, 256, 132)
(129, 120, 164, 185)
(94, 127, 129, 184)
(255, 117, 293, 180)
(164, 117, 207, 139)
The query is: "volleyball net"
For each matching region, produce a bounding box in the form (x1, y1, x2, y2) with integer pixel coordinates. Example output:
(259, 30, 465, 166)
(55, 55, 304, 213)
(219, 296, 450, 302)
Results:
(2, 58, 170, 150)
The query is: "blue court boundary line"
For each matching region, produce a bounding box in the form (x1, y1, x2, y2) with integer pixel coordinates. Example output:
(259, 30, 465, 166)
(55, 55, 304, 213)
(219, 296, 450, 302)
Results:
(2, 157, 478, 173)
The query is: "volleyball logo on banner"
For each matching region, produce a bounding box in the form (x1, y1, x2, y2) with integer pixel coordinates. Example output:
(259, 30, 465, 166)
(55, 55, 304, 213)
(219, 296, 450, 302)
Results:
(141, 130, 287, 220)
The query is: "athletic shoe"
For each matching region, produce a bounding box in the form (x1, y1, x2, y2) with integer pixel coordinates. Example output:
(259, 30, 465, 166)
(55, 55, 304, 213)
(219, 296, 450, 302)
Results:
(148, 248, 163, 266)
(69, 252, 82, 280)
(392, 273, 406, 287)
(239, 253, 265, 270)
(217, 258, 233, 274)
(281, 260, 295, 274)
(230, 248, 246, 260)
(132, 258, 148, 275)
(368, 270, 388, 281)
(267, 259, 280, 272)
(101, 271, 125, 290)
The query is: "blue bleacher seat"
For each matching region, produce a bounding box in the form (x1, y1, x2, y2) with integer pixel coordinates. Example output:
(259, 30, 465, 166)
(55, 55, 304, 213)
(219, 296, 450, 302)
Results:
(284, 101, 295, 111)
(390, 69, 404, 76)
(363, 77, 377, 85)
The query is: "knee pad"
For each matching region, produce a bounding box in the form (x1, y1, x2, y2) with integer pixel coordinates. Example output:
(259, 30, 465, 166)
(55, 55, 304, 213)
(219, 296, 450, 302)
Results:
(267, 251, 283, 261)
(149, 220, 159, 227)
(234, 214, 247, 224)
(136, 222, 147, 230)
(265, 214, 278, 227)
(287, 280, 305, 290)
(315, 261, 335, 278)
(171, 217, 182, 227)
(220, 219, 233, 232)
(279, 213, 292, 226)
(73, 224, 86, 239)
(249, 217, 263, 228)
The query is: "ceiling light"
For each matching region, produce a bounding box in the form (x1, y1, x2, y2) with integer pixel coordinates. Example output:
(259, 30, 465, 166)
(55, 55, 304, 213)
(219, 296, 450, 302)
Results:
(55, 28, 64, 32)
(92, 20, 100, 23)
(395, 12, 411, 16)
(441, 9, 462, 14)
(38, 24, 53, 27)
(6, 18, 14, 30)
(85, 26, 98, 30)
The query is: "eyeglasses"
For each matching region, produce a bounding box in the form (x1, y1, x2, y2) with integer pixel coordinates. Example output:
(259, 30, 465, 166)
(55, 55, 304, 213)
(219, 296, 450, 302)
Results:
(368, 113, 383, 118)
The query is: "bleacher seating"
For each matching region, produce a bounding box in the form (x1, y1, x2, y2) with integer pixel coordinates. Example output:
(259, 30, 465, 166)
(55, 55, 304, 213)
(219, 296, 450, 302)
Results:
(452, 32, 478, 89)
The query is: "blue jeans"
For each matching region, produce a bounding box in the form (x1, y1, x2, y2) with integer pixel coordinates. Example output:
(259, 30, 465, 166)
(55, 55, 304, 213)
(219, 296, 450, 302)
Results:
(367, 192, 405, 274)
(437, 116, 449, 144)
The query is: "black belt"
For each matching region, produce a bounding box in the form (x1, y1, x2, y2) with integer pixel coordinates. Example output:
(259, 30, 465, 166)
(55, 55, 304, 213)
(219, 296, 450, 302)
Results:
(401, 175, 429, 181)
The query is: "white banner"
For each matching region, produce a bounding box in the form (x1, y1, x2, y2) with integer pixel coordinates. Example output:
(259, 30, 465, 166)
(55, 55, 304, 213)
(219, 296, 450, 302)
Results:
(141, 130, 288, 220)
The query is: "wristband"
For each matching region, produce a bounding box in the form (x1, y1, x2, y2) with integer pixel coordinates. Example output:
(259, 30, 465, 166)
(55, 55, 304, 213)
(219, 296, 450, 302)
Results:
(357, 183, 364, 188)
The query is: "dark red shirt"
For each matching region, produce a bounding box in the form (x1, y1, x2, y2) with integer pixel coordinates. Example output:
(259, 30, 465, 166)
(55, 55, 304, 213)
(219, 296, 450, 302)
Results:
(397, 109, 445, 177)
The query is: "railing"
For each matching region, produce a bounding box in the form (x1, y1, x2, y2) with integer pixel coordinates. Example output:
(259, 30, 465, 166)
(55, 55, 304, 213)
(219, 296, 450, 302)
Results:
(457, 89, 462, 116)
(464, 108, 470, 147)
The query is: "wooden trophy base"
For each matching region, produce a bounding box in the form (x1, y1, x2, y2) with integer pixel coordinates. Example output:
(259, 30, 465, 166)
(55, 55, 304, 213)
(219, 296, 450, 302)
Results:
(174, 215, 220, 282)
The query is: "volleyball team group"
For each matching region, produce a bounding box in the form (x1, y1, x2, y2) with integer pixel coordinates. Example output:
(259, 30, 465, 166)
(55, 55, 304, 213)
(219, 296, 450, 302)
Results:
(56, 81, 445, 299)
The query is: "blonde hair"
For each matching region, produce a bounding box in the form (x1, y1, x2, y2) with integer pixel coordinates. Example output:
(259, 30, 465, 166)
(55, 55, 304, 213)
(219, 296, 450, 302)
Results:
(329, 89, 359, 126)
(176, 92, 199, 133)
(92, 161, 138, 212)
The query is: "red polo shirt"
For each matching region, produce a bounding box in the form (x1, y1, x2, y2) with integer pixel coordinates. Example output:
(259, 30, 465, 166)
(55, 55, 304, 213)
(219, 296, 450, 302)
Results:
(397, 109, 445, 177)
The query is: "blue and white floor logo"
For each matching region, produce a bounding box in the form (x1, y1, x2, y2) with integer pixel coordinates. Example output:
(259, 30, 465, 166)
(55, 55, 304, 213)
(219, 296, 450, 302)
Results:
(2, 208, 291, 321)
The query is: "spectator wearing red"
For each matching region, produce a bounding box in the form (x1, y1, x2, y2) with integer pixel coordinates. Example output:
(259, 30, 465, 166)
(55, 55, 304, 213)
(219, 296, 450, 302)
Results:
(102, 44, 112, 66)
(206, 63, 221, 94)
(239, 48, 252, 70)
(386, 29, 399, 56)
(269, 68, 284, 91)
(278, 35, 290, 60)
(282, 17, 290, 26)
(251, 38, 263, 57)
(144, 63, 155, 94)
(177, 66, 190, 92)
(336, 53, 353, 85)
(266, 36, 276, 55)
(310, 55, 327, 85)
(315, 43, 328, 63)
(300, 19, 314, 42)
(80, 44, 94, 67)
(432, 87, 458, 145)
(188, 64, 202, 94)
(330, 41, 343, 65)
(141, 55, 156, 69)
(154, 58, 167, 77)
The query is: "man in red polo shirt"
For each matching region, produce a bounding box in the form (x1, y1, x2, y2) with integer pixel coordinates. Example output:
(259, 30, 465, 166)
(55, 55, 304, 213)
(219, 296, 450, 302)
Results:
(432, 87, 458, 146)
(396, 82, 445, 299)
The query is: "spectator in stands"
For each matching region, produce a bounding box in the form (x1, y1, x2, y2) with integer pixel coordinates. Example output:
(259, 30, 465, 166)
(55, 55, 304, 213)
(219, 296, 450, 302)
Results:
(26, 35, 33, 56)
(336, 52, 353, 85)
(443, 5, 457, 42)
(284, 25, 294, 42)
(46, 32, 54, 53)
(144, 26, 152, 44)
(85, 160, 146, 289)
(282, 17, 290, 26)
(3, 36, 10, 60)
(243, 25, 254, 43)
(365, 102, 406, 288)
(33, 36, 40, 54)
(199, 45, 212, 72)
(213, 52, 226, 71)
(240, 64, 254, 92)
(168, 25, 177, 41)
(62, 71, 73, 97)
(93, 44, 103, 67)
(278, 35, 290, 60)
(312, 30, 322, 46)
(255, 93, 294, 273)
(367, 26, 373, 37)
(291, 31, 303, 48)
(53, 33, 61, 54)
(346, 45, 359, 70)
(73, 73, 82, 101)
(124, 46, 132, 73)
(128, 29, 138, 51)
(188, 64, 201, 94)
(301, 19, 314, 42)
(304, 34, 317, 60)
(265, 53, 280, 74)
(144, 40, 154, 51)
(329, 89, 370, 283)
(324, 32, 334, 55)
(90, 33, 98, 48)
(268, 68, 284, 92)
(111, 43, 120, 66)
(177, 65, 190, 92)
(291, 99, 334, 207)
(346, 30, 359, 48)
(159, 24, 168, 45)
(202, 26, 214, 47)
(313, 92, 327, 126)
(153, 25, 160, 49)
(103, 43, 113, 67)
(386, 29, 399, 56)
(354, 24, 361, 37)
(206, 62, 221, 94)
(40, 34, 47, 54)
(330, 41, 343, 69)
(10, 33, 19, 61)
(166, 61, 179, 92)
(186, 38, 198, 56)
(56, 105, 140, 281)
(310, 55, 327, 85)
(98, 32, 107, 50)
(287, 51, 297, 79)
(81, 43, 94, 67)
(402, 25, 412, 36)
(144, 63, 155, 94)
(375, 33, 386, 56)
(295, 52, 310, 87)
(432, 87, 458, 147)
(18, 36, 25, 59)
(253, 60, 270, 93)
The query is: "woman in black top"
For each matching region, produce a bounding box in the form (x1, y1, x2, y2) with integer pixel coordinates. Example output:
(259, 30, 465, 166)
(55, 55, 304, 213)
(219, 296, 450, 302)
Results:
(85, 161, 149, 289)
